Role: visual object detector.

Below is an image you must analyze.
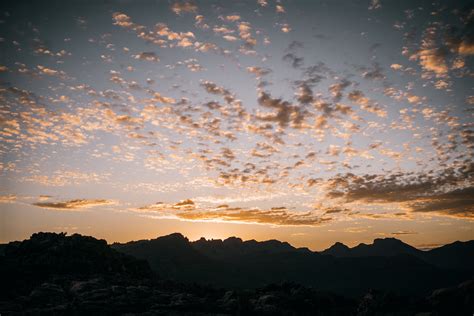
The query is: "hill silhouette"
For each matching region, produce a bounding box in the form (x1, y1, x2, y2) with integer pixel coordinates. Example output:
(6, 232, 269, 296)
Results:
(320, 238, 474, 270)
(113, 234, 473, 296)
(1, 232, 473, 315)
(322, 238, 420, 258)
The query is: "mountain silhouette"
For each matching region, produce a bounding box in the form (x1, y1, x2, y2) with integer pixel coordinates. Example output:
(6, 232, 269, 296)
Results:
(1, 232, 473, 315)
(321, 238, 421, 258)
(321, 241, 351, 257)
(321, 238, 474, 270)
(192, 236, 309, 259)
(113, 234, 473, 296)
(423, 240, 474, 270)
(111, 233, 213, 282)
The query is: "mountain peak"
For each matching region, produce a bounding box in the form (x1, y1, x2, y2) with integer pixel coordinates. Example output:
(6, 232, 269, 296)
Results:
(321, 238, 420, 258)
(373, 237, 405, 244)
(159, 232, 188, 242)
(223, 236, 243, 244)
(321, 241, 351, 256)
(371, 238, 416, 251)
(332, 241, 349, 249)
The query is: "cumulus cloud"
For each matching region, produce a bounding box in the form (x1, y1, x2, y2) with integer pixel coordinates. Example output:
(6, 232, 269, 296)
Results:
(178, 208, 329, 226)
(324, 162, 474, 219)
(138, 199, 197, 212)
(281, 24, 291, 33)
(37, 65, 67, 78)
(33, 199, 114, 210)
(276, 5, 285, 13)
(170, 1, 198, 15)
(133, 52, 160, 62)
(236, 21, 257, 49)
(283, 53, 303, 68)
(409, 21, 473, 81)
(137, 201, 330, 226)
(368, 0, 381, 10)
(225, 15, 241, 22)
(223, 35, 238, 42)
(296, 83, 313, 104)
(39, 195, 52, 201)
(112, 13, 199, 52)
(23, 170, 109, 187)
(0, 194, 17, 203)
(256, 91, 305, 128)
(361, 63, 385, 80)
(112, 12, 134, 28)
(409, 187, 474, 218)
(347, 90, 386, 117)
(201, 81, 231, 97)
(418, 47, 448, 75)
(458, 40, 474, 55)
(391, 231, 418, 235)
(328, 79, 351, 102)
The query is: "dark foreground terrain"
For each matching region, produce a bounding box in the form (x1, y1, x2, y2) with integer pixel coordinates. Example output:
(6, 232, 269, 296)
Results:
(0, 232, 473, 315)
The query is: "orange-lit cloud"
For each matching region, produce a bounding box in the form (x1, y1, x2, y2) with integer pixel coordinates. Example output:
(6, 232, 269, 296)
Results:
(136, 201, 330, 227)
(0, 194, 17, 203)
(324, 163, 474, 219)
(170, 1, 198, 15)
(33, 199, 114, 210)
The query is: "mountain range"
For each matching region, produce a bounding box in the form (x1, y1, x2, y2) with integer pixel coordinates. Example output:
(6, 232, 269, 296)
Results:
(321, 237, 474, 270)
(112, 234, 474, 296)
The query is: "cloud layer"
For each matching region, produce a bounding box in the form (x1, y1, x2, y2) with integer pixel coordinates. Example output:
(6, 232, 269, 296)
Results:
(33, 199, 114, 210)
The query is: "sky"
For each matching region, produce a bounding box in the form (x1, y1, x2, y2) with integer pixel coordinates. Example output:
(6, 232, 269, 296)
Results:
(0, 0, 473, 250)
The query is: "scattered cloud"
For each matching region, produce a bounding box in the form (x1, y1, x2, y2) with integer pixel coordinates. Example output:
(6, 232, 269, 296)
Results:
(324, 162, 474, 219)
(33, 199, 114, 210)
(368, 0, 381, 10)
(170, 1, 198, 15)
(391, 230, 417, 235)
(137, 201, 331, 227)
(0, 194, 17, 203)
(177, 208, 329, 226)
(133, 52, 160, 62)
